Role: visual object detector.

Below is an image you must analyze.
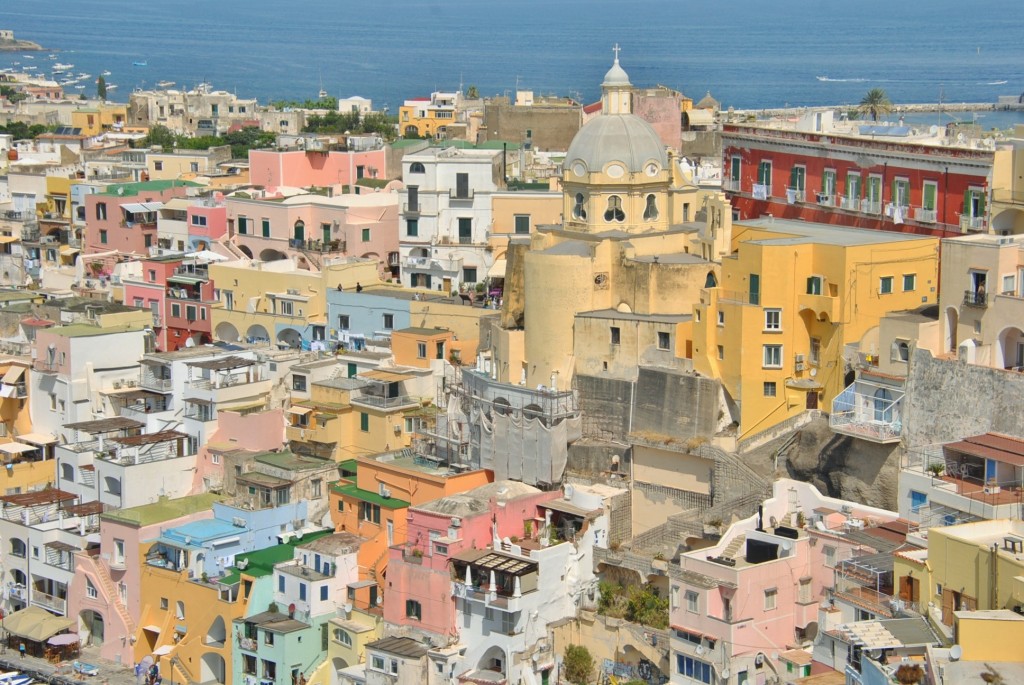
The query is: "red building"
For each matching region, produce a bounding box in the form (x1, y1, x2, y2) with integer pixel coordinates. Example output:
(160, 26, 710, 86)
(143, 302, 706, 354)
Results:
(83, 180, 201, 255)
(122, 254, 216, 352)
(722, 116, 1006, 237)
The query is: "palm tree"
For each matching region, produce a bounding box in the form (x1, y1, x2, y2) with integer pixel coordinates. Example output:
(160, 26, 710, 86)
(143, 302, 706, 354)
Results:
(859, 88, 893, 122)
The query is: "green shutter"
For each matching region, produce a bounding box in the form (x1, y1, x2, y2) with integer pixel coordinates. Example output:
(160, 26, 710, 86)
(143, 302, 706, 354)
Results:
(963, 189, 971, 216)
(749, 274, 760, 305)
(731, 157, 741, 181)
(790, 166, 798, 189)
(924, 184, 936, 211)
(978, 191, 986, 215)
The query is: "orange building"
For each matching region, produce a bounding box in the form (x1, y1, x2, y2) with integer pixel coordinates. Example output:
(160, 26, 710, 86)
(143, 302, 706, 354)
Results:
(329, 453, 490, 608)
(390, 327, 455, 369)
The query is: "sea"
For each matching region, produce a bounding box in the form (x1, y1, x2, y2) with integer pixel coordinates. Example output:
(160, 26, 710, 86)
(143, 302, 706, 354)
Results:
(2, 0, 1024, 128)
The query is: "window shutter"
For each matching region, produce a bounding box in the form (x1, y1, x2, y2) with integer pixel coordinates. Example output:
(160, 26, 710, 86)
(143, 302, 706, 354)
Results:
(963, 189, 971, 216)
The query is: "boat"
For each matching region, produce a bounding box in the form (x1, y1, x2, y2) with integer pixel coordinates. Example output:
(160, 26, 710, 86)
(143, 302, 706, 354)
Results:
(74, 85, 86, 90)
(133, 61, 147, 67)
(52, 62, 73, 71)
(157, 80, 175, 88)
(106, 84, 118, 91)
(816, 75, 829, 82)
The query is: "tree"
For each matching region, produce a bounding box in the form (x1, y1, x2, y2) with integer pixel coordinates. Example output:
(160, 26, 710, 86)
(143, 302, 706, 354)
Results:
(466, 85, 479, 99)
(97, 76, 106, 100)
(0, 85, 27, 104)
(858, 88, 893, 122)
(563, 644, 594, 685)
(141, 124, 177, 149)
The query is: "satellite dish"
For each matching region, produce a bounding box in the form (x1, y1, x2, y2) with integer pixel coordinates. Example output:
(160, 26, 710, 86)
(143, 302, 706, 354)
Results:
(117, 187, 125, 196)
(185, 337, 196, 348)
(721, 668, 730, 679)
(810, 368, 818, 377)
(695, 645, 705, 656)
(949, 644, 962, 661)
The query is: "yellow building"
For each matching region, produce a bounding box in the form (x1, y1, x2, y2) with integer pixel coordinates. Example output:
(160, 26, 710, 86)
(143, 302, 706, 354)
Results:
(399, 92, 460, 139)
(492, 52, 710, 389)
(894, 520, 1024, 629)
(953, 610, 1024, 662)
(70, 103, 128, 136)
(0, 360, 54, 495)
(210, 258, 379, 349)
(691, 216, 939, 442)
(146, 146, 232, 181)
(307, 608, 383, 684)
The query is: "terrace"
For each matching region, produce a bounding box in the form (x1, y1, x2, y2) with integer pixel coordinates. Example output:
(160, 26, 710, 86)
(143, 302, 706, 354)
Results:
(830, 377, 904, 444)
(450, 548, 539, 613)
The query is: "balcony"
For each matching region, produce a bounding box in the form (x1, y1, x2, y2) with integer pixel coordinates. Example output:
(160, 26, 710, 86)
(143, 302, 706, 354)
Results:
(448, 189, 475, 201)
(961, 215, 987, 232)
(350, 393, 419, 411)
(140, 374, 173, 393)
(288, 238, 346, 253)
(816, 193, 835, 207)
(830, 379, 904, 444)
(402, 203, 421, 217)
(722, 178, 740, 192)
(752, 184, 770, 200)
(31, 591, 67, 615)
(963, 290, 988, 307)
(914, 208, 937, 223)
(785, 187, 805, 203)
(797, 292, 836, 320)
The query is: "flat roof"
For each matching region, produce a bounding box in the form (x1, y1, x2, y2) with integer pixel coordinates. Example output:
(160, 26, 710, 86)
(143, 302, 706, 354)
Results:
(49, 322, 148, 337)
(394, 327, 448, 336)
(738, 217, 936, 246)
(944, 432, 1024, 467)
(578, 308, 692, 324)
(367, 636, 430, 659)
(331, 481, 410, 510)
(99, 179, 202, 196)
(219, 530, 333, 585)
(101, 493, 226, 527)
(254, 450, 336, 472)
(65, 416, 145, 433)
(296, 531, 365, 555)
(187, 355, 256, 371)
(415, 480, 540, 518)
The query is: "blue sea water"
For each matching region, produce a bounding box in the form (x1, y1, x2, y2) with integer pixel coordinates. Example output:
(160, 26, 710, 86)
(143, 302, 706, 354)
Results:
(2, 0, 1023, 118)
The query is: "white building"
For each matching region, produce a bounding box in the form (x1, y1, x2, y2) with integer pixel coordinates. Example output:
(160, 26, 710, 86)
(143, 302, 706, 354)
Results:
(398, 147, 503, 293)
(272, 532, 363, 623)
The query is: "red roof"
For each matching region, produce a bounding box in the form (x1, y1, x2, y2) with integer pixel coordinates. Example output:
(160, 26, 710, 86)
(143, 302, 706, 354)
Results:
(21, 318, 55, 327)
(583, 101, 602, 114)
(944, 432, 1024, 467)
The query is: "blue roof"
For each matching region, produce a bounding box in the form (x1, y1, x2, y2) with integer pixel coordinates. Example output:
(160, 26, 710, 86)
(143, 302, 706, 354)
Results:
(161, 518, 241, 545)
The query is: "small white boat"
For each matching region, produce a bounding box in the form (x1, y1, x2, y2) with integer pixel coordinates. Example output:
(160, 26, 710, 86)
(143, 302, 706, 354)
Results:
(101, 70, 111, 76)
(106, 84, 118, 91)
(74, 85, 86, 90)
(52, 63, 73, 71)
(157, 80, 175, 88)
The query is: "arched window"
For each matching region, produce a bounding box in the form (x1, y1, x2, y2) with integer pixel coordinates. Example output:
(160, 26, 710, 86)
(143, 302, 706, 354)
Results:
(409, 162, 425, 173)
(61, 463, 75, 482)
(333, 629, 352, 647)
(293, 220, 305, 242)
(176, 600, 186, 620)
(643, 194, 659, 221)
(604, 195, 625, 223)
(572, 193, 587, 220)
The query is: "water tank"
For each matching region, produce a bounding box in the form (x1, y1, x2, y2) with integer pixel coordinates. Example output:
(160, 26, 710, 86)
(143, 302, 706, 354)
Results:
(6, 149, 17, 161)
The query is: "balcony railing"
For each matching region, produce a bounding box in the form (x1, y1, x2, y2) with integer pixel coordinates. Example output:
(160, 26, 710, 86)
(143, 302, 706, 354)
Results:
(992, 189, 1024, 206)
(722, 178, 740, 192)
(31, 591, 67, 615)
(963, 290, 988, 307)
(785, 187, 805, 203)
(960, 215, 987, 232)
(914, 208, 937, 223)
(830, 382, 904, 444)
(288, 238, 346, 253)
(1, 210, 35, 222)
(402, 203, 421, 216)
(752, 183, 769, 200)
(449, 189, 475, 201)
(141, 375, 173, 392)
(351, 393, 419, 410)
(816, 193, 835, 207)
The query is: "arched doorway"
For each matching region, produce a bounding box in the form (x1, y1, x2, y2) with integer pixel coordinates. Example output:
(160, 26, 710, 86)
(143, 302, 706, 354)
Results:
(997, 326, 1024, 369)
(246, 325, 270, 344)
(214, 322, 239, 343)
(331, 658, 350, 685)
(237, 245, 254, 259)
(277, 328, 302, 349)
(477, 646, 507, 678)
(205, 615, 226, 647)
(260, 248, 288, 262)
(79, 609, 105, 646)
(945, 306, 959, 353)
(293, 220, 305, 242)
(200, 652, 226, 685)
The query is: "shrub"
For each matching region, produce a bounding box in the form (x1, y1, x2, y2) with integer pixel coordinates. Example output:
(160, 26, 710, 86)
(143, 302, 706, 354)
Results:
(563, 644, 594, 685)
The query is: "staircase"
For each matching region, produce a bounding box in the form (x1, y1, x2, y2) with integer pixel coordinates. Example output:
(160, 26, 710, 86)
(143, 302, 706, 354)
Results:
(218, 237, 246, 260)
(168, 655, 193, 685)
(721, 533, 746, 561)
(89, 561, 136, 633)
(368, 549, 388, 580)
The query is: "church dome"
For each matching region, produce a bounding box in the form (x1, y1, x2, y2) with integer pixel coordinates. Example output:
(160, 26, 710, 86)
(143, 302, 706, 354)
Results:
(602, 58, 631, 87)
(564, 114, 668, 176)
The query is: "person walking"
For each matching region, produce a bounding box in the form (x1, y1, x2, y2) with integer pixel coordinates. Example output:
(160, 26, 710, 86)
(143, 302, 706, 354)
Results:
(19, 641, 25, 658)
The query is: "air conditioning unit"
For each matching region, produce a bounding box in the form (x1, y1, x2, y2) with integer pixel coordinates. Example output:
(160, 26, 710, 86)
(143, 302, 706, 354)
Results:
(232, 517, 246, 527)
(794, 353, 806, 363)
(795, 362, 806, 372)
(127, 379, 137, 387)
(113, 380, 123, 389)
(450, 517, 461, 528)
(286, 288, 300, 296)
(983, 484, 1001, 495)
(380, 487, 392, 499)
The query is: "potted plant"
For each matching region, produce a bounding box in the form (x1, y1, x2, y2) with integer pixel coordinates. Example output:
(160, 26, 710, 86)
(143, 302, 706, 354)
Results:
(927, 463, 945, 478)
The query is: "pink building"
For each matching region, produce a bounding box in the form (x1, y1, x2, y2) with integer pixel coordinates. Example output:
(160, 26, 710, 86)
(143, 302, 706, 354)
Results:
(249, 148, 388, 190)
(68, 493, 225, 663)
(83, 180, 201, 255)
(123, 255, 217, 352)
(384, 481, 557, 638)
(193, 407, 285, 492)
(668, 479, 903, 685)
(225, 190, 400, 277)
(187, 200, 228, 250)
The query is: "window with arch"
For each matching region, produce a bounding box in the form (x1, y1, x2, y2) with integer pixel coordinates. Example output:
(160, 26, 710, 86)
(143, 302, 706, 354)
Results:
(604, 195, 625, 223)
(572, 193, 587, 220)
(176, 600, 186, 620)
(409, 162, 425, 174)
(61, 463, 74, 482)
(643, 194, 659, 221)
(333, 629, 352, 646)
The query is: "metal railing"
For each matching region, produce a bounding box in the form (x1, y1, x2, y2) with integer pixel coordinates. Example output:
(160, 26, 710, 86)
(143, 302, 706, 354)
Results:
(448, 188, 475, 200)
(350, 393, 419, 410)
(960, 215, 987, 232)
(288, 238, 345, 253)
(816, 193, 835, 207)
(914, 208, 937, 223)
(722, 178, 740, 192)
(963, 290, 988, 307)
(141, 375, 173, 392)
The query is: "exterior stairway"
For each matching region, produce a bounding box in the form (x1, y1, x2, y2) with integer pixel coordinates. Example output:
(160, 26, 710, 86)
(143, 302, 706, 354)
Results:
(84, 554, 136, 633)
(721, 533, 746, 561)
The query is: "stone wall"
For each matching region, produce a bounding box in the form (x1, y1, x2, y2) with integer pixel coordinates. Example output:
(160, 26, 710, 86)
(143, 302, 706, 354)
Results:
(482, 102, 581, 152)
(904, 349, 1024, 448)
(576, 374, 633, 441)
(631, 367, 719, 439)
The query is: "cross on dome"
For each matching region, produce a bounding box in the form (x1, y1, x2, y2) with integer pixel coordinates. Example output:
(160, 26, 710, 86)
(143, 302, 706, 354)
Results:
(612, 43, 621, 62)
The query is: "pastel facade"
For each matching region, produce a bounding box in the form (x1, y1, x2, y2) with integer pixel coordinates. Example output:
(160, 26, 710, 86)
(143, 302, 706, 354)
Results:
(722, 113, 1011, 235)
(398, 146, 503, 292)
(692, 217, 938, 443)
(82, 180, 202, 255)
(248, 147, 388, 191)
(399, 92, 461, 140)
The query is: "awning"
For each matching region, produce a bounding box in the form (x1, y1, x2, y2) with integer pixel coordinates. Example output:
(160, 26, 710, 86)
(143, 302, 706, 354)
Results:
(211, 536, 240, 547)
(0, 385, 17, 398)
(287, 406, 313, 417)
(59, 245, 80, 256)
(2, 365, 26, 384)
(0, 442, 38, 455)
(487, 259, 507, 279)
(122, 202, 163, 213)
(17, 432, 57, 445)
(359, 369, 415, 383)
(684, 109, 715, 127)
(152, 645, 174, 656)
(3, 606, 75, 642)
(0, 236, 17, 244)
(142, 625, 162, 634)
